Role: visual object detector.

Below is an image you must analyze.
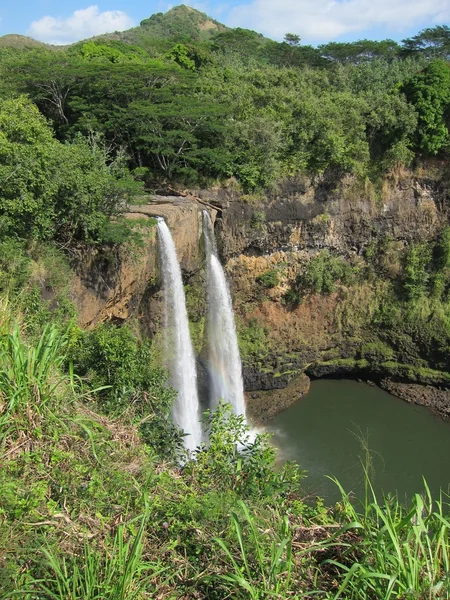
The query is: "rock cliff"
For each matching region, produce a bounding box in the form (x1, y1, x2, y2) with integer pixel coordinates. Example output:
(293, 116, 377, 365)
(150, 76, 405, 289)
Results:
(70, 170, 450, 420)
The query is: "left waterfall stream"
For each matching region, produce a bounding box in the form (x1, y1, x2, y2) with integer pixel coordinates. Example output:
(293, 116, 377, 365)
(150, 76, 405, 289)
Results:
(157, 218, 202, 452)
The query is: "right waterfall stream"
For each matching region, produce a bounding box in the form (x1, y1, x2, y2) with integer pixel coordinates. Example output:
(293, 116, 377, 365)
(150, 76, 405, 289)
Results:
(203, 210, 247, 419)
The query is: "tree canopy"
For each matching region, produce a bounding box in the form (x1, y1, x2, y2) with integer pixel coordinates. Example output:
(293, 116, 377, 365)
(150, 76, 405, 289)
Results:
(0, 10, 449, 241)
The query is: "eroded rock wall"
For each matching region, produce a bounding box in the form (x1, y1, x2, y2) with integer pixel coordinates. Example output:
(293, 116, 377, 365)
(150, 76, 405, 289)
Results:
(70, 171, 450, 419)
(71, 197, 207, 332)
(203, 172, 450, 417)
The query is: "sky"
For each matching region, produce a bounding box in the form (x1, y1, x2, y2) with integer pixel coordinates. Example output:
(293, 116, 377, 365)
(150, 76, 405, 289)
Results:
(0, 0, 449, 46)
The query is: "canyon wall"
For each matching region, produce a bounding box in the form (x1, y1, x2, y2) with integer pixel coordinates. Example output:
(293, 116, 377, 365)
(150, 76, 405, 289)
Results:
(70, 170, 450, 420)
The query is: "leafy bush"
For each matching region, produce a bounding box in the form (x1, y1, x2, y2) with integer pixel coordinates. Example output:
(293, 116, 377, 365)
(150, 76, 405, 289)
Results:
(0, 96, 140, 246)
(250, 209, 266, 230)
(0, 243, 76, 338)
(0, 239, 30, 294)
(255, 269, 279, 288)
(237, 319, 270, 362)
(360, 340, 394, 363)
(70, 322, 180, 457)
(282, 286, 301, 306)
(401, 243, 432, 301)
(297, 251, 355, 295)
(190, 404, 303, 502)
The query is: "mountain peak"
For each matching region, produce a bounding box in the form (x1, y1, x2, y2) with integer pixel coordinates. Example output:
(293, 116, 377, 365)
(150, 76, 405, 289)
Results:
(138, 4, 227, 39)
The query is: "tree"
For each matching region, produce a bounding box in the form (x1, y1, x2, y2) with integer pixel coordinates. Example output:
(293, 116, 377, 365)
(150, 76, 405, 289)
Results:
(0, 96, 139, 245)
(71, 40, 150, 64)
(318, 39, 399, 64)
(4, 50, 82, 126)
(129, 96, 229, 181)
(363, 90, 417, 167)
(401, 60, 450, 154)
(166, 43, 196, 70)
(401, 25, 450, 60)
(0, 95, 58, 240)
(284, 33, 301, 46)
(211, 28, 266, 60)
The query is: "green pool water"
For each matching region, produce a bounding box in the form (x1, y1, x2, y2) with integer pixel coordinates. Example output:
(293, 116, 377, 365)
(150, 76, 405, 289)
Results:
(269, 379, 450, 503)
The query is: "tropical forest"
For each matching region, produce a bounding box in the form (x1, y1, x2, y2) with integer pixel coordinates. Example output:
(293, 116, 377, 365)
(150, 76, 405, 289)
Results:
(1, 4, 450, 598)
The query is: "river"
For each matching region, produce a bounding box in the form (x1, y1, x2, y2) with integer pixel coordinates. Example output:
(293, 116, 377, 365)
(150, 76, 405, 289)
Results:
(269, 379, 450, 504)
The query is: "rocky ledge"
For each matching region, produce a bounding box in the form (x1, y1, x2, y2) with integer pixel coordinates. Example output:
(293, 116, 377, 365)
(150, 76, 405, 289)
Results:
(379, 379, 450, 420)
(245, 374, 310, 424)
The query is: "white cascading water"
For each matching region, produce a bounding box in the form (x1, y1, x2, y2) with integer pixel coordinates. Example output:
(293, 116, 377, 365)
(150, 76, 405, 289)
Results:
(157, 218, 202, 451)
(203, 211, 247, 417)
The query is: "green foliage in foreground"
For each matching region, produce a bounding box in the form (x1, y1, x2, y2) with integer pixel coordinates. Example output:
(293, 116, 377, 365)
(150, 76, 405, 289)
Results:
(69, 322, 181, 457)
(0, 314, 448, 599)
(328, 477, 450, 599)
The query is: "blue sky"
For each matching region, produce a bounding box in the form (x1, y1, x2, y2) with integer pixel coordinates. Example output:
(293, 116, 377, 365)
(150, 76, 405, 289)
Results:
(0, 0, 449, 45)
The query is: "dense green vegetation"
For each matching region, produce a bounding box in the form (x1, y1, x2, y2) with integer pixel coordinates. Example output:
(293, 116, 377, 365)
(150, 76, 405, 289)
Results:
(1, 5, 450, 198)
(266, 225, 450, 380)
(0, 96, 139, 245)
(0, 306, 449, 598)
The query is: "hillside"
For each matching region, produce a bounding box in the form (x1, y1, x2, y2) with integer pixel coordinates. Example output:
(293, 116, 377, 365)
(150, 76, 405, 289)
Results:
(0, 33, 49, 49)
(134, 4, 228, 41)
(0, 5, 230, 51)
(90, 5, 229, 53)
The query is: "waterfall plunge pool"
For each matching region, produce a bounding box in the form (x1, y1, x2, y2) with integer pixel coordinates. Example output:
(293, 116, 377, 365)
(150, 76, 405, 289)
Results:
(267, 379, 450, 504)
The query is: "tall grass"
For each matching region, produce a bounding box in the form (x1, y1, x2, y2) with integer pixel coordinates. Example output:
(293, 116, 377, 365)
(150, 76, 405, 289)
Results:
(7, 500, 168, 600)
(211, 500, 295, 599)
(209, 479, 450, 599)
(0, 322, 73, 446)
(326, 476, 450, 599)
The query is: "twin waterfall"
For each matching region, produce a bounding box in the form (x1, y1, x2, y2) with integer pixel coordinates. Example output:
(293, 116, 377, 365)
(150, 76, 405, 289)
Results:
(157, 213, 246, 451)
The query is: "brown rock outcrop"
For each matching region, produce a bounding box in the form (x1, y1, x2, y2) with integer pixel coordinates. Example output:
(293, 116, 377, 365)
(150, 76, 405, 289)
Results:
(380, 379, 450, 420)
(71, 197, 207, 328)
(245, 374, 311, 424)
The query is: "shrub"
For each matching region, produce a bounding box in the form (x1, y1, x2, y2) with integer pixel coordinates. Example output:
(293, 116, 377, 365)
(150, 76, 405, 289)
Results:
(70, 323, 181, 457)
(237, 319, 270, 361)
(250, 210, 266, 230)
(189, 404, 303, 501)
(255, 269, 279, 288)
(0, 239, 30, 294)
(282, 286, 301, 305)
(297, 251, 355, 295)
(360, 340, 394, 363)
(402, 243, 432, 301)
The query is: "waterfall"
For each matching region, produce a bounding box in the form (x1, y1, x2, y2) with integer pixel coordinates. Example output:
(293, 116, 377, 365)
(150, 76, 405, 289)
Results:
(203, 211, 247, 417)
(157, 218, 202, 451)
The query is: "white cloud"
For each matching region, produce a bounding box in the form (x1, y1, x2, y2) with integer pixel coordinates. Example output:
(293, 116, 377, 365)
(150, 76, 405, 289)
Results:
(229, 0, 450, 43)
(28, 5, 134, 45)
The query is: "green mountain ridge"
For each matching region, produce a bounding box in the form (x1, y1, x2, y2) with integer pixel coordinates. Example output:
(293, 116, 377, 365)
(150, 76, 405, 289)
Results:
(0, 5, 230, 50)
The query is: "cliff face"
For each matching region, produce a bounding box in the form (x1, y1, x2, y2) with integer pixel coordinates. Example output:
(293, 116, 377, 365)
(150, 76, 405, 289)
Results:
(72, 197, 207, 332)
(70, 170, 450, 419)
(212, 172, 442, 259)
(203, 171, 450, 417)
